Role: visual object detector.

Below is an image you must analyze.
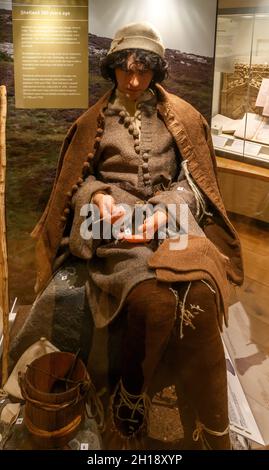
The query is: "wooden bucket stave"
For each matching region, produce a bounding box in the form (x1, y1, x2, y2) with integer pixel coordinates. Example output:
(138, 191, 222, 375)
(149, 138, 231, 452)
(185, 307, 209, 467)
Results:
(19, 351, 90, 448)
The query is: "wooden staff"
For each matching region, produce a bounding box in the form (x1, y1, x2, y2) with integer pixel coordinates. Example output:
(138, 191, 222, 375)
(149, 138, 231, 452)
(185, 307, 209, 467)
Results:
(0, 85, 9, 385)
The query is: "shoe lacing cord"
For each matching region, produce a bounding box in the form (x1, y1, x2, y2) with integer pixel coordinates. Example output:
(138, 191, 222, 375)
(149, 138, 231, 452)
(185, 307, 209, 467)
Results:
(115, 381, 150, 425)
(193, 420, 230, 450)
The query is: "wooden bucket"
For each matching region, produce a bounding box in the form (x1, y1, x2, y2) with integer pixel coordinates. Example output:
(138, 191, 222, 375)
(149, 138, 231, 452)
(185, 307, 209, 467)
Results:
(19, 351, 91, 449)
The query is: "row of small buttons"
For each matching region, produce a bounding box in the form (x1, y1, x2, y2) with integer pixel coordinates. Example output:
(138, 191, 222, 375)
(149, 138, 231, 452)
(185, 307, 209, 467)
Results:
(142, 151, 151, 186)
(61, 119, 105, 223)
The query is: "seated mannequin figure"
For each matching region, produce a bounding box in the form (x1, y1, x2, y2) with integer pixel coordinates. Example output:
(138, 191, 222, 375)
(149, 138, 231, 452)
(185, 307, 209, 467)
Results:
(9, 22, 243, 449)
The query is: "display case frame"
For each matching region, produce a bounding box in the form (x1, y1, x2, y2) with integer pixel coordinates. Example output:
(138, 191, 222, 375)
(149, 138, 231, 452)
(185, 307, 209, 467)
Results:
(212, 4, 269, 169)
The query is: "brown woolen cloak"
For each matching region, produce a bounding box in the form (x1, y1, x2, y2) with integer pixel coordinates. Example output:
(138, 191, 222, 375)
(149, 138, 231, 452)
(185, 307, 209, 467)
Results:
(31, 84, 243, 301)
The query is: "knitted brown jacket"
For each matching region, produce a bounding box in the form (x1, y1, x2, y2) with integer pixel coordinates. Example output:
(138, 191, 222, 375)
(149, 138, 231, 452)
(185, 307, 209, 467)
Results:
(31, 84, 243, 294)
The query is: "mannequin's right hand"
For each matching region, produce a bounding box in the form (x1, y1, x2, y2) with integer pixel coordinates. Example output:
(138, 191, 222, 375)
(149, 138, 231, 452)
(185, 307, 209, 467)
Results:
(92, 192, 125, 224)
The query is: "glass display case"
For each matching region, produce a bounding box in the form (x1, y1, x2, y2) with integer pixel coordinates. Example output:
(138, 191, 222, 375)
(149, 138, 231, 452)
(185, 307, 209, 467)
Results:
(211, 5, 269, 167)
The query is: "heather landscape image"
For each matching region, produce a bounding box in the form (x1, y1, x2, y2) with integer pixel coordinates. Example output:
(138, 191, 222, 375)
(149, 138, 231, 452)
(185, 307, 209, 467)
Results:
(0, 0, 217, 304)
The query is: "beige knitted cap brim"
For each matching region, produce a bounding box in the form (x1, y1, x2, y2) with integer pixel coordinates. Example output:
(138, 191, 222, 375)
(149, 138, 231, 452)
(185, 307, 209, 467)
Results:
(107, 22, 165, 58)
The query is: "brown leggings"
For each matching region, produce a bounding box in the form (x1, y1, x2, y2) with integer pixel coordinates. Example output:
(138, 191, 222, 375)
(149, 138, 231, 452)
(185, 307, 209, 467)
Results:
(121, 278, 229, 448)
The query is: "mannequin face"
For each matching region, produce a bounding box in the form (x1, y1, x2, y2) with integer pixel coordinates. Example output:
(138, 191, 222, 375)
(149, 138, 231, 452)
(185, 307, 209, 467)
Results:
(115, 54, 154, 101)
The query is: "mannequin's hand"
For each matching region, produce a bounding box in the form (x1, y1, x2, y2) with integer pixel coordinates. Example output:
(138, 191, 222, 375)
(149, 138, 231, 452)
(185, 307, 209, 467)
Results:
(119, 210, 167, 243)
(92, 192, 125, 224)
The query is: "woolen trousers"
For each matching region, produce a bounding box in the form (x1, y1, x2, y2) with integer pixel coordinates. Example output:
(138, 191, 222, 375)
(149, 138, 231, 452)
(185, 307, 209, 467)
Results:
(119, 278, 230, 449)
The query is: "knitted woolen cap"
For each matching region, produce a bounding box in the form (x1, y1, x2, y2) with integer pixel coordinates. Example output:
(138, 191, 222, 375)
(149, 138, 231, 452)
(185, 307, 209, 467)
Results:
(107, 22, 165, 59)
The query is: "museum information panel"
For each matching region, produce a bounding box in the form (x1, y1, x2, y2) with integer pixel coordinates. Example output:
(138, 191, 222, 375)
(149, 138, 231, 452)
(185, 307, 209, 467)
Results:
(12, 0, 88, 108)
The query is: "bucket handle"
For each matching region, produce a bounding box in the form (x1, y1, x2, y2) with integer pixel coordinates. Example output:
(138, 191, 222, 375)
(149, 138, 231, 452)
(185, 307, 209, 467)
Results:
(26, 361, 85, 386)
(18, 372, 90, 412)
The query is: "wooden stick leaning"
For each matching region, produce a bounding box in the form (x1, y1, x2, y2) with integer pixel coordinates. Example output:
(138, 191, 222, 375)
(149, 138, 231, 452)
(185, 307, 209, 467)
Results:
(0, 85, 9, 385)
